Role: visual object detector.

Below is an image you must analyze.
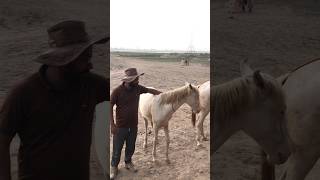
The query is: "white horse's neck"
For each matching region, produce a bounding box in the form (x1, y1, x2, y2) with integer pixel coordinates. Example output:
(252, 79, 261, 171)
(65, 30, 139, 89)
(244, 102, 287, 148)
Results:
(171, 96, 188, 112)
(159, 86, 192, 114)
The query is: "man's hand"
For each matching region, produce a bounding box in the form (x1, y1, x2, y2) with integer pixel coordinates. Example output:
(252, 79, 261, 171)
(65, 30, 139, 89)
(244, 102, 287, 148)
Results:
(147, 88, 162, 95)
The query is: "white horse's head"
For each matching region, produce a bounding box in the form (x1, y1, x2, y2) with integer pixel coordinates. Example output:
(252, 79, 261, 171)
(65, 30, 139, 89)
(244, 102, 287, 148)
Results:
(185, 82, 201, 114)
(239, 59, 290, 164)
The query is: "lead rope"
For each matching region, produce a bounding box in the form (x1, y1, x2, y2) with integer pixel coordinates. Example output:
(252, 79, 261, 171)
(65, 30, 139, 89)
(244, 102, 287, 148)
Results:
(282, 57, 320, 85)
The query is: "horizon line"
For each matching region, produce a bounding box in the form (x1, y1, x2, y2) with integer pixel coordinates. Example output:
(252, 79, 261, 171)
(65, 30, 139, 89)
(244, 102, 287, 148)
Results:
(110, 48, 210, 53)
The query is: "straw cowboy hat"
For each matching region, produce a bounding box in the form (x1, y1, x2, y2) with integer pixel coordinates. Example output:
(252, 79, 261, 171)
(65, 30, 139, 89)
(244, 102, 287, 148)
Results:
(121, 68, 144, 83)
(34, 20, 109, 66)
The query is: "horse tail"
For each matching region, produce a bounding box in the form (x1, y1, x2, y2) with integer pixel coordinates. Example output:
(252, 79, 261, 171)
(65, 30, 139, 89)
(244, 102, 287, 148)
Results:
(191, 110, 196, 127)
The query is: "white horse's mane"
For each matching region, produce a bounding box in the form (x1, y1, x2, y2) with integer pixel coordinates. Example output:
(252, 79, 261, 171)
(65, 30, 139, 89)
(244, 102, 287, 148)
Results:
(213, 76, 284, 121)
(158, 84, 198, 105)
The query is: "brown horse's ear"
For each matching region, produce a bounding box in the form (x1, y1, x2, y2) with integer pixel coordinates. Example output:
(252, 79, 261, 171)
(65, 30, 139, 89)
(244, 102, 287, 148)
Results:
(253, 70, 265, 89)
(189, 84, 193, 89)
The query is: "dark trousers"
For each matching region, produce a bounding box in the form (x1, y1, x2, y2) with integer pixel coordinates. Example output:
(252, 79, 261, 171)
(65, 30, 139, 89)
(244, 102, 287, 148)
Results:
(111, 127, 138, 167)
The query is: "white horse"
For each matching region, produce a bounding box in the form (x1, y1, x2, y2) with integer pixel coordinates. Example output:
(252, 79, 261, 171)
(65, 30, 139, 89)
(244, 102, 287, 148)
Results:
(191, 81, 210, 146)
(213, 62, 291, 165)
(139, 83, 201, 163)
(258, 58, 320, 180)
(181, 59, 190, 66)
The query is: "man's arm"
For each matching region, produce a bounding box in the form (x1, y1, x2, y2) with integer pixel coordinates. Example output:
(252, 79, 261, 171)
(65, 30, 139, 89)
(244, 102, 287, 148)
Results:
(147, 88, 162, 95)
(0, 134, 14, 180)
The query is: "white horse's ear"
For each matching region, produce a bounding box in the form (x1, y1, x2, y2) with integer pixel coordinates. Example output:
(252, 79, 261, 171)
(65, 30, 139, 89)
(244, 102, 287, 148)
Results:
(185, 82, 190, 86)
(240, 58, 253, 76)
(277, 73, 290, 86)
(253, 70, 265, 89)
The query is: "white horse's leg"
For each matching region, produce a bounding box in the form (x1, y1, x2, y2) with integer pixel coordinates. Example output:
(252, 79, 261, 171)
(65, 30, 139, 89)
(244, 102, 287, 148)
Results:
(164, 125, 170, 164)
(143, 118, 148, 149)
(196, 110, 209, 146)
(280, 149, 320, 180)
(201, 113, 209, 141)
(152, 126, 159, 163)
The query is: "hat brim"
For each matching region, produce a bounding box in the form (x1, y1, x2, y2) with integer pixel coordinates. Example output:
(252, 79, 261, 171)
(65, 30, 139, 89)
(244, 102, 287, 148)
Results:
(34, 36, 110, 66)
(121, 73, 144, 83)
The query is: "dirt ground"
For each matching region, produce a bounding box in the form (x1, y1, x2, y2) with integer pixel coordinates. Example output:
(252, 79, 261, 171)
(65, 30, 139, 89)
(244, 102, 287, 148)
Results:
(110, 55, 210, 180)
(0, 0, 109, 179)
(212, 0, 320, 179)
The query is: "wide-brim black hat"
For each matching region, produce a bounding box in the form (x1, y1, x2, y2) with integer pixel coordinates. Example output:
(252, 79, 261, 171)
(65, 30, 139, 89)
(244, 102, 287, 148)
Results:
(34, 20, 109, 66)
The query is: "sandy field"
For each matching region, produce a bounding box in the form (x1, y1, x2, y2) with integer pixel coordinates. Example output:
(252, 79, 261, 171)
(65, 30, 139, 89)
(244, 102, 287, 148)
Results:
(110, 55, 210, 180)
(0, 0, 109, 179)
(212, 0, 320, 179)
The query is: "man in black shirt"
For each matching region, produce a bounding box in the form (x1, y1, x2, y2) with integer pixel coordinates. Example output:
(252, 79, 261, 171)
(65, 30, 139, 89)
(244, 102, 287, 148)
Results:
(110, 68, 161, 179)
(0, 20, 109, 180)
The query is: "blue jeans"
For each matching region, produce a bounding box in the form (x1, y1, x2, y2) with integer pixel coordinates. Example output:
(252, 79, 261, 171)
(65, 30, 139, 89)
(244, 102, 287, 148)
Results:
(111, 127, 138, 167)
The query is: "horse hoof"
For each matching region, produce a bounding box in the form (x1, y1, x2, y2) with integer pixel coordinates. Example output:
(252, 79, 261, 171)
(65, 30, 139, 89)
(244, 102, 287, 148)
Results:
(153, 159, 159, 165)
(197, 144, 205, 149)
(202, 137, 208, 141)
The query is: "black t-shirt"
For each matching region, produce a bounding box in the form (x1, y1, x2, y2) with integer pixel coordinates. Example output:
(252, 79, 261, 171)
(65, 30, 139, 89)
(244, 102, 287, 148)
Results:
(0, 65, 109, 180)
(110, 83, 148, 128)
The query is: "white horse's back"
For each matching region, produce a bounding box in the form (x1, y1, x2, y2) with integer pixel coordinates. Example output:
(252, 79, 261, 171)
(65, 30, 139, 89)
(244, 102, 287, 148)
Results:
(285, 60, 320, 145)
(139, 93, 155, 121)
(199, 81, 210, 111)
(284, 60, 320, 146)
(266, 59, 320, 180)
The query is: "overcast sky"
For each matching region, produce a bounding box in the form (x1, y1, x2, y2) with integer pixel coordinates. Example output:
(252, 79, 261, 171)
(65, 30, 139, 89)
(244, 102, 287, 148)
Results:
(111, 0, 209, 52)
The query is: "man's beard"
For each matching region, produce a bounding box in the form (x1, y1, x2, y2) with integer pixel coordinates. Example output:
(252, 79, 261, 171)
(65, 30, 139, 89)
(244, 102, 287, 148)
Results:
(64, 68, 90, 81)
(129, 82, 138, 87)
